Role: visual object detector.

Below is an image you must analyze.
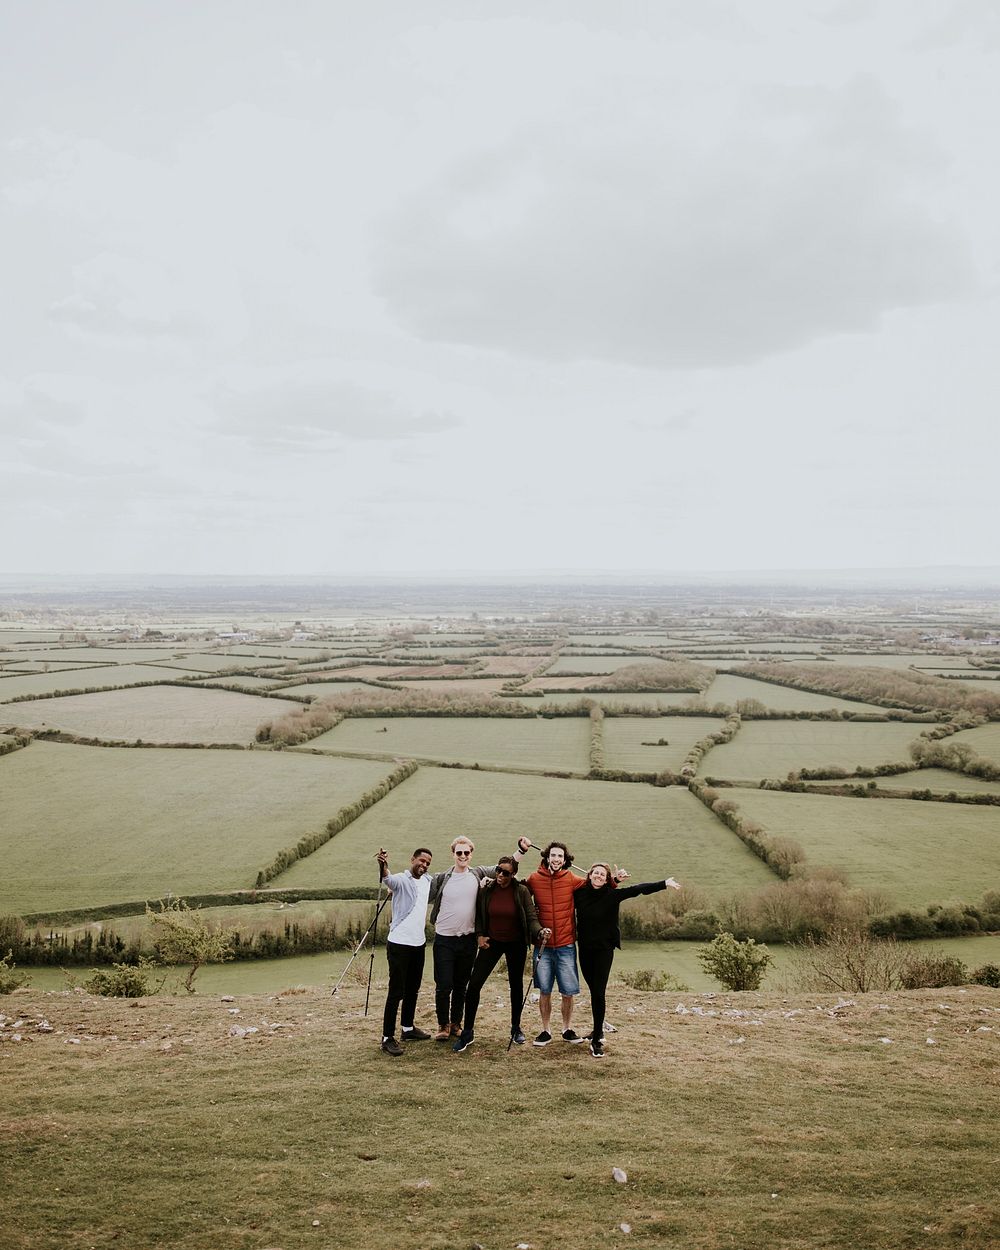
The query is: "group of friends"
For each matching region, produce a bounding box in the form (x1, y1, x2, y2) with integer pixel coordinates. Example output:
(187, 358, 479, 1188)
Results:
(376, 835, 681, 1058)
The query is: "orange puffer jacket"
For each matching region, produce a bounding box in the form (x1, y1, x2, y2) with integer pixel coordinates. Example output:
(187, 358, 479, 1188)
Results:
(525, 866, 588, 948)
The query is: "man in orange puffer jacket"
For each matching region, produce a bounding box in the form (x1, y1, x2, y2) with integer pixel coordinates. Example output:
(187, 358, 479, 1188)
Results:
(516, 836, 594, 1046)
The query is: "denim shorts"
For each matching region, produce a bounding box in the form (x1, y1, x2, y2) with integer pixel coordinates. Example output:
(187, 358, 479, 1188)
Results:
(533, 944, 580, 996)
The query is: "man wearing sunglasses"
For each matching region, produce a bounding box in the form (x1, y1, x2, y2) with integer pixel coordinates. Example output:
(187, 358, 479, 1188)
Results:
(427, 836, 508, 1042)
(453, 856, 551, 1052)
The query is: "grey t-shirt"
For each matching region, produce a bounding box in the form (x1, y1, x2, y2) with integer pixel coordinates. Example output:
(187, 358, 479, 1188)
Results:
(434, 869, 479, 936)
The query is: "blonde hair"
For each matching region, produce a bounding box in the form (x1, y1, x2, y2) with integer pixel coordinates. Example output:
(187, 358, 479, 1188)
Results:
(450, 836, 475, 853)
(588, 862, 612, 882)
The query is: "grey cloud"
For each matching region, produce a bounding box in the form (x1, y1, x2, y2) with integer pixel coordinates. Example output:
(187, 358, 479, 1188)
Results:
(0, 385, 87, 433)
(47, 293, 201, 342)
(212, 379, 462, 447)
(375, 77, 974, 370)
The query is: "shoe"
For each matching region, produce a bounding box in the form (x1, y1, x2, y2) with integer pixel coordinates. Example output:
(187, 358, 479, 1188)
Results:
(450, 1022, 462, 1037)
(401, 1026, 431, 1041)
(533, 1030, 552, 1046)
(562, 1029, 585, 1044)
(452, 1030, 475, 1053)
(510, 1029, 526, 1045)
(590, 1038, 605, 1058)
(381, 1037, 404, 1057)
(434, 1026, 451, 1042)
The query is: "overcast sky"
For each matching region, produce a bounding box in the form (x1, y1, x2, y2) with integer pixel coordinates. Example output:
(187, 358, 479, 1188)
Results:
(2, 0, 998, 576)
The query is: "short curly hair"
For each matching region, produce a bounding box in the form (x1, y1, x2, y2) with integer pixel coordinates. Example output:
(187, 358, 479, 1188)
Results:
(541, 840, 573, 868)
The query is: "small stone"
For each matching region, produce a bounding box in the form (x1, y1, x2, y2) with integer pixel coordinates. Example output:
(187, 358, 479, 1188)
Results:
(926, 1038, 937, 1045)
(771, 1192, 779, 1199)
(221, 996, 235, 1002)
(414, 1178, 432, 1189)
(878, 1037, 893, 1045)
(612, 1167, 627, 1184)
(727, 1036, 746, 1045)
(619, 1223, 632, 1234)
(66, 1038, 80, 1045)
(312, 1219, 321, 1226)
(227, 1008, 241, 1015)
(229, 1025, 248, 1038)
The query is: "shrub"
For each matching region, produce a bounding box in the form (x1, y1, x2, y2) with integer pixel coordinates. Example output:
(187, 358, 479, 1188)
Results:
(972, 963, 1000, 988)
(898, 953, 968, 989)
(148, 899, 236, 992)
(794, 928, 903, 993)
(619, 968, 690, 992)
(697, 931, 770, 991)
(0, 949, 29, 994)
(84, 958, 157, 998)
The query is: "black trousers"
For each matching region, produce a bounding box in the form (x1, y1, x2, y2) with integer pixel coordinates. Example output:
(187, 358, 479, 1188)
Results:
(462, 940, 527, 1033)
(382, 940, 426, 1039)
(433, 933, 478, 1027)
(578, 945, 615, 1041)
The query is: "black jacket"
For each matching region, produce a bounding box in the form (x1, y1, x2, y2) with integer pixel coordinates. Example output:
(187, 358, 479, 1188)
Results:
(574, 880, 667, 951)
(475, 878, 542, 944)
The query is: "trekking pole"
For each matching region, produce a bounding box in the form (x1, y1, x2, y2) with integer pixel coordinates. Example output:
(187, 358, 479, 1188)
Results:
(330, 886, 391, 997)
(508, 934, 548, 1052)
(363, 859, 384, 1017)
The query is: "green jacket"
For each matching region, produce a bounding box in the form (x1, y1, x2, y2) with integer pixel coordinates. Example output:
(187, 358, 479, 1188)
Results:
(475, 878, 543, 944)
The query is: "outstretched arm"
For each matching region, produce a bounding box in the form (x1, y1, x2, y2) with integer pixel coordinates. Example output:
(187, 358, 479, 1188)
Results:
(376, 848, 395, 892)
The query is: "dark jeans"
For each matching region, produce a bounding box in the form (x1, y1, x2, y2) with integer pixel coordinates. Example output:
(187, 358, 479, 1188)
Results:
(579, 945, 615, 1041)
(462, 939, 527, 1034)
(433, 933, 478, 1027)
(382, 940, 426, 1039)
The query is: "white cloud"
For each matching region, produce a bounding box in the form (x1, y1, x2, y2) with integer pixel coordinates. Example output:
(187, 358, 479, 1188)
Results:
(375, 76, 974, 369)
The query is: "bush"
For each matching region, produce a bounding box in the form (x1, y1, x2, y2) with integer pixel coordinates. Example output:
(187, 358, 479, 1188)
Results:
(697, 931, 770, 991)
(898, 953, 968, 989)
(794, 928, 903, 993)
(972, 963, 1000, 988)
(84, 958, 157, 997)
(148, 899, 236, 992)
(0, 949, 29, 993)
(618, 968, 690, 992)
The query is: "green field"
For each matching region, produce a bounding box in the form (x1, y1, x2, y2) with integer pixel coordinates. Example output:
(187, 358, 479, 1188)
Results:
(273, 767, 776, 895)
(4, 685, 304, 744)
(546, 653, 659, 674)
(875, 768, 1000, 795)
(0, 646, 187, 664)
(151, 653, 289, 673)
(602, 716, 725, 773)
(197, 674, 292, 689)
(0, 665, 211, 702)
(306, 715, 592, 772)
(700, 720, 920, 780)
(276, 680, 383, 698)
(702, 673, 889, 714)
(377, 676, 513, 697)
(0, 741, 398, 914)
(723, 786, 1000, 907)
(950, 722, 1000, 764)
(526, 690, 704, 711)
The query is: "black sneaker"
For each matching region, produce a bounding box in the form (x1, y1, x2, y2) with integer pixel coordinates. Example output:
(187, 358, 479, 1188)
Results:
(562, 1029, 584, 1044)
(510, 1029, 526, 1045)
(533, 1030, 552, 1046)
(401, 1026, 431, 1041)
(590, 1038, 605, 1058)
(452, 1030, 475, 1054)
(381, 1037, 404, 1057)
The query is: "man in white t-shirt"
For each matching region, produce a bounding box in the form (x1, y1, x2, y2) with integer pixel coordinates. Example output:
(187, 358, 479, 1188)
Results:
(427, 836, 501, 1042)
(377, 846, 434, 1056)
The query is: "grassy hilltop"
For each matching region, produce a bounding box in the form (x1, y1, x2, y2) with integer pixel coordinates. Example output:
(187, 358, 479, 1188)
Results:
(2, 981, 999, 1250)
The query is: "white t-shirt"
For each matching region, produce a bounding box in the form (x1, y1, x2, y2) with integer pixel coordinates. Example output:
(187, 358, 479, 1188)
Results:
(434, 869, 480, 936)
(389, 873, 431, 946)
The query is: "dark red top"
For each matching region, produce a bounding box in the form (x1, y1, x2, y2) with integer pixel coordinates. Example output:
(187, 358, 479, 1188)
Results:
(486, 884, 520, 943)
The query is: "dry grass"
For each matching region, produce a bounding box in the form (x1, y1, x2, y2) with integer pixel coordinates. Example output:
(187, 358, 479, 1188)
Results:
(1, 984, 998, 1250)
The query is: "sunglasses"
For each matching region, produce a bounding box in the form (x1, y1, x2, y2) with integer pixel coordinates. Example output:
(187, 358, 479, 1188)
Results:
(495, 868, 512, 877)
(454, 849, 472, 857)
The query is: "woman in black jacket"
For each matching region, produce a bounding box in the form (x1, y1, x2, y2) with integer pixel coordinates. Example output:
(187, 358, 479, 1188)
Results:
(453, 856, 551, 1052)
(575, 863, 681, 1057)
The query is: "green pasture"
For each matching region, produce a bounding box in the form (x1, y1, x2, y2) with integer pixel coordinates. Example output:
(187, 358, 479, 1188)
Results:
(0, 664, 210, 702)
(277, 680, 382, 698)
(0, 741, 397, 915)
(4, 684, 304, 744)
(547, 654, 657, 674)
(151, 653, 289, 673)
(377, 676, 511, 697)
(306, 715, 592, 772)
(702, 673, 889, 714)
(950, 722, 1000, 764)
(272, 768, 776, 896)
(821, 653, 971, 671)
(724, 786, 1000, 907)
(0, 646, 185, 664)
(0, 659, 115, 674)
(875, 768, 1000, 795)
(700, 720, 920, 781)
(603, 716, 726, 773)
